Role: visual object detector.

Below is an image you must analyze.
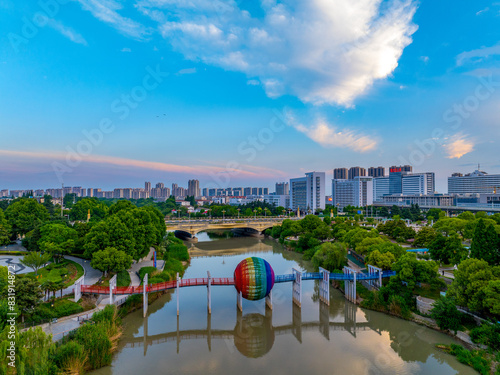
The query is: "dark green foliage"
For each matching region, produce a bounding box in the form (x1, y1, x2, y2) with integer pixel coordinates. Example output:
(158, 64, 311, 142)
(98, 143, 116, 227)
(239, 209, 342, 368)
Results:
(470, 323, 500, 351)
(73, 322, 112, 369)
(311, 242, 347, 272)
(377, 218, 416, 240)
(5, 198, 50, 237)
(431, 297, 462, 333)
(168, 243, 189, 261)
(447, 344, 491, 375)
(470, 218, 500, 265)
(52, 341, 86, 370)
(138, 266, 158, 281)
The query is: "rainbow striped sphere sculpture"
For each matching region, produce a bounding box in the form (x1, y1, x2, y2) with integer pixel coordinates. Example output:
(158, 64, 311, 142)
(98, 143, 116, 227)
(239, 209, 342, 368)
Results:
(234, 257, 275, 301)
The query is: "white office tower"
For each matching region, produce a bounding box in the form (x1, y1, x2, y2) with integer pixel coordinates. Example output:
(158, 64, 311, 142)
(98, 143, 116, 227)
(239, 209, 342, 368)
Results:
(290, 171, 326, 212)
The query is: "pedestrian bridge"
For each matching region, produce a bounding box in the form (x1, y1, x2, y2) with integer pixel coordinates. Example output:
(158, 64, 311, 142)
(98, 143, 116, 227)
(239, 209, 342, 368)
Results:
(165, 218, 290, 237)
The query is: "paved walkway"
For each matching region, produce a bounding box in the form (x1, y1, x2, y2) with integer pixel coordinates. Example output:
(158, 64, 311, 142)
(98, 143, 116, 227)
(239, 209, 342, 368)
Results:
(129, 256, 165, 286)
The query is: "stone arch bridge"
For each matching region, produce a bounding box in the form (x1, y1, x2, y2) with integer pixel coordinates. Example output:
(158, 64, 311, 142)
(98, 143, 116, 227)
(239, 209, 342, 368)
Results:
(165, 218, 292, 238)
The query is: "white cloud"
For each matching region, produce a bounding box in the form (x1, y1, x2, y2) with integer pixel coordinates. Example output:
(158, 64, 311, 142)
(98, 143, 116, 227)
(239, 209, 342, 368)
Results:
(121, 47, 132, 52)
(76, 0, 149, 39)
(456, 43, 500, 66)
(47, 19, 87, 46)
(287, 114, 378, 152)
(177, 67, 197, 75)
(420, 56, 429, 63)
(135, 0, 418, 106)
(476, 7, 489, 16)
(443, 133, 475, 159)
(247, 79, 260, 86)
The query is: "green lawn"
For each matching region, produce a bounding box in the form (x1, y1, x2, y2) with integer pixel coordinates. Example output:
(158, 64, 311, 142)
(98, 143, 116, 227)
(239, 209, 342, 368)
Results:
(30, 259, 84, 287)
(414, 284, 443, 300)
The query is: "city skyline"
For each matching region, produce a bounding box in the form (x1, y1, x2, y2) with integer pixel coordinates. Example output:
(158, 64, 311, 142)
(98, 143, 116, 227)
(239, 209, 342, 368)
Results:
(1, 1, 500, 193)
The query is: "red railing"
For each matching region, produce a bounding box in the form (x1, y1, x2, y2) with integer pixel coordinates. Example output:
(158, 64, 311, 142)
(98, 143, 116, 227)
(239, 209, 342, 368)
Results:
(81, 285, 110, 294)
(81, 277, 235, 295)
(212, 277, 234, 285)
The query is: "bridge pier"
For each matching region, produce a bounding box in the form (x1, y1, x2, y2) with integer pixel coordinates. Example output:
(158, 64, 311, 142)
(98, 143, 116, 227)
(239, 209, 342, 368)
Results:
(265, 290, 273, 310)
(292, 268, 302, 307)
(367, 265, 382, 289)
(143, 273, 148, 318)
(176, 272, 180, 316)
(143, 308, 148, 356)
(74, 276, 84, 302)
(236, 290, 243, 312)
(207, 271, 212, 314)
(109, 274, 117, 305)
(319, 267, 330, 305)
(343, 267, 357, 304)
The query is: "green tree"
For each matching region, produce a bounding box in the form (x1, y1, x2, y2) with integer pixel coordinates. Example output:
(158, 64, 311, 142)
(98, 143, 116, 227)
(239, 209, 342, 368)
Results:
(0, 209, 11, 245)
(365, 250, 395, 270)
(90, 247, 133, 276)
(413, 226, 437, 248)
(447, 258, 499, 312)
(431, 297, 462, 333)
(311, 242, 347, 271)
(83, 216, 135, 259)
(470, 219, 500, 265)
(38, 223, 77, 262)
(20, 251, 51, 275)
(5, 198, 49, 237)
(69, 197, 109, 221)
(392, 253, 439, 290)
(367, 242, 406, 259)
(426, 208, 443, 222)
(15, 277, 44, 321)
(356, 236, 386, 255)
(483, 280, 500, 316)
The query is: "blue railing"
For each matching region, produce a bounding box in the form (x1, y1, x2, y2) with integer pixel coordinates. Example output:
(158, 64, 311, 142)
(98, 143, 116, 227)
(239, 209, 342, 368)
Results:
(274, 270, 396, 283)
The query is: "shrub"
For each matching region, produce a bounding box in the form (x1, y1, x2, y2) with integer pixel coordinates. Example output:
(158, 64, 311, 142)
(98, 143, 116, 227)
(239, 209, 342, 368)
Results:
(431, 297, 463, 333)
(73, 323, 112, 370)
(470, 323, 500, 351)
(449, 344, 490, 375)
(168, 243, 189, 261)
(53, 341, 87, 373)
(138, 267, 158, 281)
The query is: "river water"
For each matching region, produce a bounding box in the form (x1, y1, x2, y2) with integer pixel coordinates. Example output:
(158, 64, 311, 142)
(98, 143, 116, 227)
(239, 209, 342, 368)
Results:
(91, 236, 475, 375)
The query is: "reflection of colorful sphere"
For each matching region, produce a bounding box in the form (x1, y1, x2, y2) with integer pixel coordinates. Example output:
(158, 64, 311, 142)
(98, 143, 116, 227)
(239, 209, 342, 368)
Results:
(234, 257, 274, 301)
(234, 313, 275, 358)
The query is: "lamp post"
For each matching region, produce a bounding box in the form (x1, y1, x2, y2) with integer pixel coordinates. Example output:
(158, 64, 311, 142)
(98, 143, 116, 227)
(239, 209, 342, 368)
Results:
(253, 209, 257, 220)
(222, 209, 226, 222)
(237, 208, 240, 220)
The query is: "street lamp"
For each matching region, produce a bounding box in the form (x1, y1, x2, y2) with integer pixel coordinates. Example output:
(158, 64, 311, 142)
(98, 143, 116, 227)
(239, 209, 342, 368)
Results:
(237, 208, 240, 220)
(253, 209, 257, 220)
(222, 209, 226, 221)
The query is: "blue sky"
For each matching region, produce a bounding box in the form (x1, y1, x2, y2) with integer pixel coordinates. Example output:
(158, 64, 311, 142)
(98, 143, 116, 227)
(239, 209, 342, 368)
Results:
(0, 0, 499, 193)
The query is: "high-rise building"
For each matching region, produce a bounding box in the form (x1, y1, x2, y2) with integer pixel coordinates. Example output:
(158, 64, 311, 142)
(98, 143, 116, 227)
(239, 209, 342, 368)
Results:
(145, 181, 151, 192)
(388, 165, 412, 194)
(290, 172, 325, 212)
(155, 182, 165, 189)
(373, 176, 390, 201)
(275, 182, 290, 195)
(402, 173, 435, 195)
(332, 176, 373, 209)
(113, 188, 124, 198)
(333, 168, 348, 180)
(348, 167, 366, 180)
(448, 169, 500, 194)
(368, 166, 385, 178)
(244, 187, 252, 196)
(187, 179, 200, 197)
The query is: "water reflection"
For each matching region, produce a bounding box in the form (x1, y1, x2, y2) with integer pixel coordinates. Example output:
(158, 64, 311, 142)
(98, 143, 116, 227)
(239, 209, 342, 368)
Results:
(92, 240, 476, 375)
